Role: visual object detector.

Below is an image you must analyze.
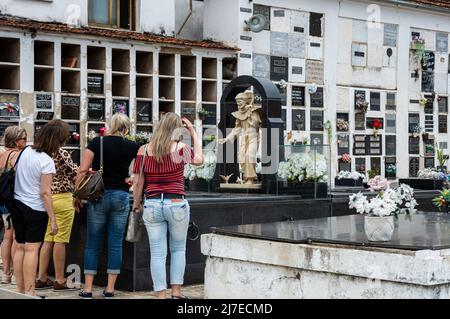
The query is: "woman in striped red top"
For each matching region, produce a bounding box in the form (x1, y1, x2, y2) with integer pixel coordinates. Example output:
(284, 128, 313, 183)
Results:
(132, 112, 203, 299)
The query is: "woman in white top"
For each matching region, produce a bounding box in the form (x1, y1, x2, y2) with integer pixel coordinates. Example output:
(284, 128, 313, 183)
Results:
(11, 121, 67, 297)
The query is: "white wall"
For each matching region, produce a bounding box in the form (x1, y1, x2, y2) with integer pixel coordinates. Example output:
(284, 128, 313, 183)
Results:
(0, 0, 87, 26)
(175, 0, 204, 41)
(140, 0, 176, 35)
(203, 0, 240, 46)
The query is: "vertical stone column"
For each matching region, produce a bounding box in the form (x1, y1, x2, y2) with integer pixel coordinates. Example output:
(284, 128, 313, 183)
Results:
(129, 47, 137, 135)
(79, 44, 88, 152)
(19, 35, 34, 141)
(54, 41, 62, 119)
(105, 47, 113, 127)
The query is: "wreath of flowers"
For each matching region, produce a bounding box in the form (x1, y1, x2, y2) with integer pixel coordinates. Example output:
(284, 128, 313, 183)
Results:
(0, 103, 19, 113)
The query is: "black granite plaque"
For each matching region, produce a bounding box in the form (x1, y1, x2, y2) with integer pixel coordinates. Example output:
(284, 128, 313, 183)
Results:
(270, 56, 288, 81)
(35, 93, 52, 109)
(355, 157, 366, 173)
(368, 135, 382, 155)
(422, 51, 435, 72)
(337, 134, 349, 155)
(66, 123, 80, 146)
(88, 73, 104, 95)
(338, 161, 351, 172)
(281, 108, 287, 130)
(409, 157, 419, 177)
(439, 115, 447, 133)
(0, 121, 18, 137)
(36, 111, 54, 121)
(408, 113, 420, 133)
(355, 112, 366, 131)
(87, 98, 105, 121)
(137, 101, 152, 122)
(385, 114, 396, 134)
(181, 104, 195, 125)
(337, 113, 349, 121)
(291, 109, 305, 131)
(424, 96, 434, 114)
(370, 92, 380, 111)
(409, 136, 420, 154)
(370, 157, 381, 171)
(385, 157, 396, 178)
(353, 135, 367, 155)
(310, 110, 323, 131)
(422, 71, 434, 93)
(309, 12, 323, 37)
(277, 84, 287, 106)
(310, 88, 324, 108)
(62, 96, 80, 120)
(386, 93, 396, 111)
(113, 100, 129, 115)
(253, 4, 270, 31)
(291, 86, 305, 106)
(385, 135, 396, 156)
(425, 157, 435, 168)
(202, 104, 217, 126)
(439, 97, 448, 113)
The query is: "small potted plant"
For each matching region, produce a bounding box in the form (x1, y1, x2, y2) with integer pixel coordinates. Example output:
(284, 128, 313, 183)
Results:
(436, 144, 448, 173)
(197, 108, 211, 121)
(433, 189, 450, 214)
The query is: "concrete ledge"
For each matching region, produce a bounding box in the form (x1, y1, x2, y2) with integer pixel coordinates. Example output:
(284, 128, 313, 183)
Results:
(0, 288, 38, 299)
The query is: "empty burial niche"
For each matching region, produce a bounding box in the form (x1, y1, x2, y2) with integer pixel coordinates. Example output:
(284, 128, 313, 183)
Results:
(136, 51, 153, 74)
(34, 41, 54, 66)
(61, 44, 80, 68)
(0, 65, 19, 90)
(202, 81, 217, 102)
(159, 77, 175, 100)
(181, 55, 196, 78)
(159, 53, 175, 76)
(222, 57, 237, 81)
(159, 101, 175, 116)
(61, 71, 80, 94)
(0, 38, 20, 63)
(181, 79, 196, 101)
(34, 68, 54, 92)
(136, 76, 153, 99)
(87, 46, 106, 70)
(112, 74, 130, 97)
(202, 57, 217, 79)
(112, 49, 130, 72)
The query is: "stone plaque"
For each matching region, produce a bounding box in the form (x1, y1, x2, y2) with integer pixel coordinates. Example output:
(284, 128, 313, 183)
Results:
(137, 101, 152, 122)
(87, 73, 104, 94)
(352, 43, 367, 67)
(385, 135, 396, 155)
(0, 93, 20, 118)
(270, 32, 289, 57)
(36, 111, 54, 121)
(384, 24, 398, 47)
(385, 157, 396, 178)
(61, 96, 80, 120)
(353, 135, 367, 155)
(202, 104, 217, 125)
(424, 96, 433, 114)
(292, 109, 305, 131)
(436, 32, 448, 53)
(288, 34, 306, 59)
(291, 86, 305, 106)
(355, 112, 366, 131)
(290, 11, 308, 34)
(337, 134, 350, 155)
(253, 54, 270, 79)
(240, 53, 251, 59)
(289, 58, 305, 82)
(113, 100, 129, 115)
(422, 51, 435, 72)
(35, 93, 53, 109)
(409, 136, 420, 154)
(370, 92, 380, 111)
(281, 108, 287, 130)
(368, 135, 382, 155)
(425, 157, 435, 168)
(253, 4, 270, 31)
(422, 71, 434, 93)
(240, 7, 252, 13)
(338, 161, 351, 172)
(310, 87, 324, 108)
(439, 115, 447, 133)
(310, 110, 323, 131)
(385, 114, 396, 134)
(439, 97, 448, 113)
(355, 158, 366, 173)
(87, 98, 105, 121)
(305, 60, 324, 84)
(309, 12, 323, 37)
(409, 157, 419, 177)
(310, 134, 323, 145)
(240, 35, 252, 41)
(386, 93, 396, 111)
(408, 113, 420, 133)
(270, 56, 288, 81)
(308, 37, 323, 60)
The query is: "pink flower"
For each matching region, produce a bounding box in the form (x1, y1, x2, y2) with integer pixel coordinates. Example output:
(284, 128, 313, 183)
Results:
(341, 153, 351, 163)
(99, 127, 107, 136)
(368, 176, 390, 192)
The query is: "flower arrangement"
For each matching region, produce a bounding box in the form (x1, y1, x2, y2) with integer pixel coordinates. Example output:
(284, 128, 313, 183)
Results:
(410, 124, 423, 137)
(386, 164, 397, 175)
(367, 168, 381, 179)
(68, 132, 80, 145)
(419, 96, 428, 107)
(126, 132, 153, 146)
(184, 150, 216, 181)
(87, 127, 107, 144)
(367, 176, 390, 192)
(433, 189, 450, 213)
(197, 108, 212, 120)
(372, 118, 382, 137)
(417, 168, 447, 180)
(0, 102, 19, 113)
(336, 119, 349, 131)
(341, 153, 351, 163)
(336, 171, 365, 181)
(355, 93, 369, 113)
(349, 184, 417, 217)
(114, 103, 127, 114)
(323, 120, 332, 143)
(411, 37, 425, 50)
(277, 152, 328, 183)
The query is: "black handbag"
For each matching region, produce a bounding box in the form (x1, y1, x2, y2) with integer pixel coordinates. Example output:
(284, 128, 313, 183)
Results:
(126, 145, 147, 243)
(0, 147, 27, 206)
(73, 137, 105, 200)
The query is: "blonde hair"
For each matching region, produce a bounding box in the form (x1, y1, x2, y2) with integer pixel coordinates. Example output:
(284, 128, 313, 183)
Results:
(2, 126, 27, 148)
(109, 113, 131, 136)
(151, 112, 183, 163)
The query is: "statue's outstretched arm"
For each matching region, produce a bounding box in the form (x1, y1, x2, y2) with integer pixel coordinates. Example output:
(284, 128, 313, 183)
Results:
(219, 119, 241, 144)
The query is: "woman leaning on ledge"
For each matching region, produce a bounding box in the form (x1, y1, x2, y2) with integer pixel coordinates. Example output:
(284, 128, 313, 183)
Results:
(132, 112, 203, 299)
(0, 126, 27, 285)
(74, 113, 139, 299)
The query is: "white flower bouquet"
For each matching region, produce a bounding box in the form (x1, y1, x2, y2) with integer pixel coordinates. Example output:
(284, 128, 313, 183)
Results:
(278, 152, 328, 183)
(417, 168, 447, 180)
(336, 171, 366, 181)
(349, 184, 418, 217)
(184, 150, 216, 181)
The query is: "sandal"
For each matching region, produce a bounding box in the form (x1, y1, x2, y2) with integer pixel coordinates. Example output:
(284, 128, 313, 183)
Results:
(171, 294, 189, 299)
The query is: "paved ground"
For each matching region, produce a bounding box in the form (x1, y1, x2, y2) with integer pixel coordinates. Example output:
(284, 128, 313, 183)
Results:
(0, 260, 204, 299)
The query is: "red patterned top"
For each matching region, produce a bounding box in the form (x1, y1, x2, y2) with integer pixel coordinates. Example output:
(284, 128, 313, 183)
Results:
(133, 145, 193, 197)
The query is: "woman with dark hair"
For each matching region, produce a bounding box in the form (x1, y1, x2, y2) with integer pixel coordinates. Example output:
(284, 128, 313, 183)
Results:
(11, 121, 67, 297)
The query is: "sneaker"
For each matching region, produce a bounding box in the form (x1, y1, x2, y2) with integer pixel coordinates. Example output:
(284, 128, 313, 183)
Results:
(1, 272, 12, 284)
(35, 278, 54, 290)
(102, 290, 114, 299)
(79, 290, 93, 299)
(53, 280, 80, 292)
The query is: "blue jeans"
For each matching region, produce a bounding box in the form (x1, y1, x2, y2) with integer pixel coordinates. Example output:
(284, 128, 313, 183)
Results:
(143, 198, 190, 292)
(84, 190, 130, 275)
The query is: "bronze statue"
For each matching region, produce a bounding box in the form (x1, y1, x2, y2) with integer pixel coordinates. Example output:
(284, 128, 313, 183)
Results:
(219, 91, 262, 184)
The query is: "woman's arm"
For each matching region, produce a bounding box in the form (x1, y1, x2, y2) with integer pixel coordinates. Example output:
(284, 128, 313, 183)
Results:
(41, 173, 58, 235)
(73, 149, 94, 212)
(182, 118, 203, 166)
(132, 145, 147, 212)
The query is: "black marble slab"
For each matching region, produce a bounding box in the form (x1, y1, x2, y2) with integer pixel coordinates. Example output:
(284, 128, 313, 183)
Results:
(212, 212, 450, 251)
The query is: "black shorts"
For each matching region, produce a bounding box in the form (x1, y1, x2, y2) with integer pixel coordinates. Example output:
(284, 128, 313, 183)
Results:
(11, 199, 48, 244)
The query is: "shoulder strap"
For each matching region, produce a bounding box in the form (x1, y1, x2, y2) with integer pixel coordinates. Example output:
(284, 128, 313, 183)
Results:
(13, 146, 29, 170)
(137, 144, 148, 200)
(3, 151, 15, 171)
(100, 136, 104, 174)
